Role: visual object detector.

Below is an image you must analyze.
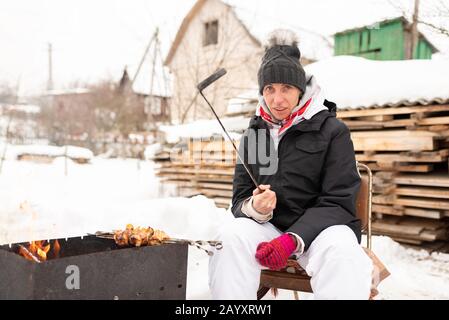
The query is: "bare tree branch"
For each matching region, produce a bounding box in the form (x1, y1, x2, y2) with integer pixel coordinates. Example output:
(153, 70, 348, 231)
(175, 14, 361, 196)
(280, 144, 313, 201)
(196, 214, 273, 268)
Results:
(387, 0, 409, 17)
(418, 19, 449, 37)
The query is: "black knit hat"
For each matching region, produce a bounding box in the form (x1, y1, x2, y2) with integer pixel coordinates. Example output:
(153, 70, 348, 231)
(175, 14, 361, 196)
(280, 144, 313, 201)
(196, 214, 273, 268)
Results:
(257, 30, 306, 94)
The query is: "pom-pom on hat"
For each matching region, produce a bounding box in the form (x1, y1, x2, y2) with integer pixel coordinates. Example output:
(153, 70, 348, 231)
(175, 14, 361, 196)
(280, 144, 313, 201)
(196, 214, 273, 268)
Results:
(257, 29, 306, 94)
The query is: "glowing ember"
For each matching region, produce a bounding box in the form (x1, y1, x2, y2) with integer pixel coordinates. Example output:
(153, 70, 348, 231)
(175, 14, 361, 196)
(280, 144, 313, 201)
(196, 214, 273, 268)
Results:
(18, 240, 61, 262)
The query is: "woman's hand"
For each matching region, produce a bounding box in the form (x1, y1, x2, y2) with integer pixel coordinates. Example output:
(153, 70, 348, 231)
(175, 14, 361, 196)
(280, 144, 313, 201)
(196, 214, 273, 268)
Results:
(252, 184, 277, 214)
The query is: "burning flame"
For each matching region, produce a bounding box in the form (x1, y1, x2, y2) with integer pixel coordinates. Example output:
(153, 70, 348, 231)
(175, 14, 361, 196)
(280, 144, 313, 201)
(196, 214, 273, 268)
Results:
(19, 239, 60, 262)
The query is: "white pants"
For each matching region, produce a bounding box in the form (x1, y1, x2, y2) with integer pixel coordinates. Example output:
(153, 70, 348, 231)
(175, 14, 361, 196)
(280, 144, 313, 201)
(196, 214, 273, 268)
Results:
(208, 217, 373, 300)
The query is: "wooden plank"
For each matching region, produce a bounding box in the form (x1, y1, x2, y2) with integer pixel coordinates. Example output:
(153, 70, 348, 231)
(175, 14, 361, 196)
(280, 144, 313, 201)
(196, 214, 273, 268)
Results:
(343, 121, 384, 129)
(418, 116, 449, 126)
(351, 130, 439, 137)
(356, 149, 448, 163)
(196, 182, 233, 190)
(395, 197, 449, 210)
(158, 168, 234, 175)
(396, 216, 448, 230)
(191, 154, 236, 161)
(371, 222, 423, 235)
(371, 227, 441, 242)
(403, 208, 444, 219)
(160, 174, 234, 183)
(374, 171, 396, 180)
(337, 105, 449, 119)
(373, 184, 395, 194)
(364, 115, 394, 121)
(201, 189, 233, 198)
(345, 119, 417, 129)
(372, 204, 403, 216)
(352, 136, 436, 151)
(190, 139, 239, 152)
(157, 174, 194, 181)
(395, 186, 449, 199)
(368, 163, 434, 172)
(395, 164, 434, 172)
(386, 237, 422, 245)
(163, 161, 235, 168)
(428, 125, 449, 132)
(421, 230, 447, 241)
(394, 174, 449, 188)
(373, 195, 395, 205)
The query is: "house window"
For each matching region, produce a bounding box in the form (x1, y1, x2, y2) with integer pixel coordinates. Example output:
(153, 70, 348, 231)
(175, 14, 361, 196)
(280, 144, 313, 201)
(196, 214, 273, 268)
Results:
(204, 20, 218, 46)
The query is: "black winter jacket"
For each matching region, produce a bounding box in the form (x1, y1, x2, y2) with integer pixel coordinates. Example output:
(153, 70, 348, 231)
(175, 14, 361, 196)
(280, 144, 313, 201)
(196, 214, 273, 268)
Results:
(231, 104, 361, 250)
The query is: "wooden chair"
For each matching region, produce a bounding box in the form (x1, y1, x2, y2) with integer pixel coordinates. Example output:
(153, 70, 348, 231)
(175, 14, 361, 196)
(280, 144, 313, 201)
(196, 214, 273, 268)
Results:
(257, 162, 388, 300)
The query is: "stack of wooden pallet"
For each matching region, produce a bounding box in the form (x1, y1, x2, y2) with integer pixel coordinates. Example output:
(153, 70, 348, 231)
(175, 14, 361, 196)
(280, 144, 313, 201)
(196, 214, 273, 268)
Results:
(339, 105, 449, 246)
(156, 104, 449, 248)
(155, 137, 238, 208)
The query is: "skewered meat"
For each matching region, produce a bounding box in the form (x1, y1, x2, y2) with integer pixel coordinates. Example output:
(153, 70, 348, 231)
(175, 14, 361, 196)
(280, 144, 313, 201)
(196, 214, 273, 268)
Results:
(113, 230, 129, 246)
(114, 225, 164, 247)
(148, 229, 169, 245)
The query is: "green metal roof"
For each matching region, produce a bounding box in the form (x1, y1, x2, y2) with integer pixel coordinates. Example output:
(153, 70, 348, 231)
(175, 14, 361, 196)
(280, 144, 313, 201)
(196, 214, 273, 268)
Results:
(334, 16, 438, 53)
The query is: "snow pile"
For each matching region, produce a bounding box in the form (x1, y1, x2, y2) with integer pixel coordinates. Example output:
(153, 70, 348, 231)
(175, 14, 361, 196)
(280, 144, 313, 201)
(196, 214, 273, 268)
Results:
(369, 236, 449, 300)
(1, 158, 448, 299)
(143, 143, 162, 160)
(0, 144, 94, 161)
(305, 55, 449, 109)
(159, 117, 247, 143)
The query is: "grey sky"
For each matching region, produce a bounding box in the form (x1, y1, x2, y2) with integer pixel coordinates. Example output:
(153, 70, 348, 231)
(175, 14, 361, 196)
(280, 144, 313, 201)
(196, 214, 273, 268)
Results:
(1, 0, 448, 96)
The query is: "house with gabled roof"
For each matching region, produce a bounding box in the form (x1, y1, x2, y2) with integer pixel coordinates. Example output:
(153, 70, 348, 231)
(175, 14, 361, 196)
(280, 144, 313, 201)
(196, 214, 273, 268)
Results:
(164, 0, 332, 123)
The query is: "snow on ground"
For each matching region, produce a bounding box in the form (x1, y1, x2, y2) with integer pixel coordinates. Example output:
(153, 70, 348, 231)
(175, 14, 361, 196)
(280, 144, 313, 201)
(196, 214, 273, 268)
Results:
(0, 157, 448, 299)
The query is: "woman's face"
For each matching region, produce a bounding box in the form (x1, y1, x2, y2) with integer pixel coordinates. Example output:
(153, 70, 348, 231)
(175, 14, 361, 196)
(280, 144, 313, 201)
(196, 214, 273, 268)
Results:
(262, 83, 302, 121)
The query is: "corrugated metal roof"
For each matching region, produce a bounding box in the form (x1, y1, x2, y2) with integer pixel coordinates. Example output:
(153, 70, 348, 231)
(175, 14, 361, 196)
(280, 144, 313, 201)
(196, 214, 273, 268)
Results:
(337, 97, 449, 111)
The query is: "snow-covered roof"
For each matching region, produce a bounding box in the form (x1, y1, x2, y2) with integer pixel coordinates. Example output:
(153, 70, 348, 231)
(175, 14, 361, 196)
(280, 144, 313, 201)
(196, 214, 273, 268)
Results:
(0, 104, 41, 114)
(305, 55, 449, 110)
(159, 116, 249, 143)
(11, 145, 94, 160)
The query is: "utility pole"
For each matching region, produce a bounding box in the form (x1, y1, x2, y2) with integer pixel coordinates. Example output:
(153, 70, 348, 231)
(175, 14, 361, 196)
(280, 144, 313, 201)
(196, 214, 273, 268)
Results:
(408, 0, 420, 59)
(132, 29, 157, 85)
(47, 43, 54, 91)
(15, 76, 21, 104)
(156, 40, 171, 124)
(149, 28, 159, 104)
(146, 28, 160, 132)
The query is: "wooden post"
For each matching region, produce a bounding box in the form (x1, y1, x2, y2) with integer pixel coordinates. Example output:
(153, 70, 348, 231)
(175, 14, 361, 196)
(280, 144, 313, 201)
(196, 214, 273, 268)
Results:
(64, 144, 68, 176)
(408, 0, 420, 59)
